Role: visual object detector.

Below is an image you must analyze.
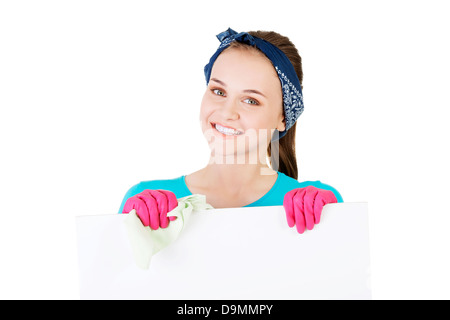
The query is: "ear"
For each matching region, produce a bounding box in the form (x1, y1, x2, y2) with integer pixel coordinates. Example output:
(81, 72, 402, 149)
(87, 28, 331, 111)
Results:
(276, 115, 286, 132)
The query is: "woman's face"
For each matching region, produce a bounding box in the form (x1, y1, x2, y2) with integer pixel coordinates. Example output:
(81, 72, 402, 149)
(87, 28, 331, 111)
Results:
(200, 47, 285, 163)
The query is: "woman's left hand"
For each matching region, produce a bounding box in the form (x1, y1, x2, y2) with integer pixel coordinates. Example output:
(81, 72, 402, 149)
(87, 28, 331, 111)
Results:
(283, 186, 338, 234)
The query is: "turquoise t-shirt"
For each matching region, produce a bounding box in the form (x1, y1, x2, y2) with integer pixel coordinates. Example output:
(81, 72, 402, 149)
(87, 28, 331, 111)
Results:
(118, 172, 343, 213)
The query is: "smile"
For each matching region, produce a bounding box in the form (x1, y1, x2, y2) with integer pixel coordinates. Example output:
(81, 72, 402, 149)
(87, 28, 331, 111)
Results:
(212, 123, 244, 136)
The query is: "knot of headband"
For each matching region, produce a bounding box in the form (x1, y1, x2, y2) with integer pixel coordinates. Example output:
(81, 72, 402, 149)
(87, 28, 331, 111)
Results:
(204, 28, 304, 139)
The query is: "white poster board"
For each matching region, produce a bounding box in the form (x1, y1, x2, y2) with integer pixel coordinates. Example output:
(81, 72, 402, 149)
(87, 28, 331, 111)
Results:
(76, 203, 370, 299)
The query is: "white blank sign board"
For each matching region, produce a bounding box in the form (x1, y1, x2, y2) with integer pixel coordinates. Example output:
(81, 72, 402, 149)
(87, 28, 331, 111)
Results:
(76, 203, 370, 299)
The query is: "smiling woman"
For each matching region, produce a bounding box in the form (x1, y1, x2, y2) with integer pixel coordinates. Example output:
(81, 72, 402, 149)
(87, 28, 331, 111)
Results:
(119, 28, 343, 234)
(200, 46, 285, 168)
(211, 32, 303, 179)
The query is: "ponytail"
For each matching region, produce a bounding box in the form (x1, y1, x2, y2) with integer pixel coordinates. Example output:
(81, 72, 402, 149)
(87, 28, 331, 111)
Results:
(268, 122, 298, 180)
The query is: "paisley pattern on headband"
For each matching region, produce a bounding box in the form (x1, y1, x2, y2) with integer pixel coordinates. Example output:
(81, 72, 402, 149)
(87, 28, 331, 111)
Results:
(276, 66, 304, 131)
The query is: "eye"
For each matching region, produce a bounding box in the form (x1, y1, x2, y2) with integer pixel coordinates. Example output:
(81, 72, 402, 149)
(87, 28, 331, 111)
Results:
(244, 98, 259, 105)
(212, 88, 226, 97)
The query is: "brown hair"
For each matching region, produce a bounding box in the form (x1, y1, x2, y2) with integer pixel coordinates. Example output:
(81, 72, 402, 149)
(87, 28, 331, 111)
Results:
(226, 31, 303, 180)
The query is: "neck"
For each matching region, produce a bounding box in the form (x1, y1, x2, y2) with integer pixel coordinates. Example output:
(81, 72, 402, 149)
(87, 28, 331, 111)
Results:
(204, 142, 277, 188)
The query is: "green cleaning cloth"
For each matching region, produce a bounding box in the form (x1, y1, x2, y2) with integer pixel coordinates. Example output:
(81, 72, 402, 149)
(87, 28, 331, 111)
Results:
(124, 194, 213, 269)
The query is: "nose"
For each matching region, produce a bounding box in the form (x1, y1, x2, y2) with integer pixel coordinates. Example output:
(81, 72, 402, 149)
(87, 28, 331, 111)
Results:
(220, 98, 240, 121)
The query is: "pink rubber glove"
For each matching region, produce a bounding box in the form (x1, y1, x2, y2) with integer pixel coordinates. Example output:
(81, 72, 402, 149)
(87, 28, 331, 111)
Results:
(122, 189, 178, 230)
(283, 186, 338, 234)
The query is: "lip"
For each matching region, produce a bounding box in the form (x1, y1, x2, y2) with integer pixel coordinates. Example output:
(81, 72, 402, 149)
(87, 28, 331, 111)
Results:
(210, 122, 244, 137)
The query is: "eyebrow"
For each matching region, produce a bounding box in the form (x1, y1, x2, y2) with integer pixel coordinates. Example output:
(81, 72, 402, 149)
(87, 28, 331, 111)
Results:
(210, 78, 267, 98)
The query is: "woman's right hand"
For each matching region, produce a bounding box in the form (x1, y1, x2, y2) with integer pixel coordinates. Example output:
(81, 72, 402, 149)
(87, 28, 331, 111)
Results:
(122, 190, 178, 230)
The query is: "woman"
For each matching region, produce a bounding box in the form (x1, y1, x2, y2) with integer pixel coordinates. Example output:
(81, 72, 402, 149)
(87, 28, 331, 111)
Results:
(119, 28, 342, 234)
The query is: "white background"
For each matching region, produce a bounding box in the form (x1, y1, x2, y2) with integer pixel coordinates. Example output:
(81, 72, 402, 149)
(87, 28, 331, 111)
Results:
(0, 0, 449, 299)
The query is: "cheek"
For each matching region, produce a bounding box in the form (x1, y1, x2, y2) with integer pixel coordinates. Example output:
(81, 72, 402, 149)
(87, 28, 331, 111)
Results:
(199, 94, 215, 129)
(266, 103, 284, 129)
(248, 110, 279, 130)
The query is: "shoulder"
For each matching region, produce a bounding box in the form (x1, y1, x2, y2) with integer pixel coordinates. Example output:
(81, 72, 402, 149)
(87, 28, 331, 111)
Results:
(276, 172, 344, 202)
(118, 176, 191, 213)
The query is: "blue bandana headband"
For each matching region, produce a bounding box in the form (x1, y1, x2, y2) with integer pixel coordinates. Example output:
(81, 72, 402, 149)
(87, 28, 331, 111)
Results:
(204, 28, 304, 139)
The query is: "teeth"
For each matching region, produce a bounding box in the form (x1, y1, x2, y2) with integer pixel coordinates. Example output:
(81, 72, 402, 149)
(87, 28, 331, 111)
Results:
(215, 124, 243, 136)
